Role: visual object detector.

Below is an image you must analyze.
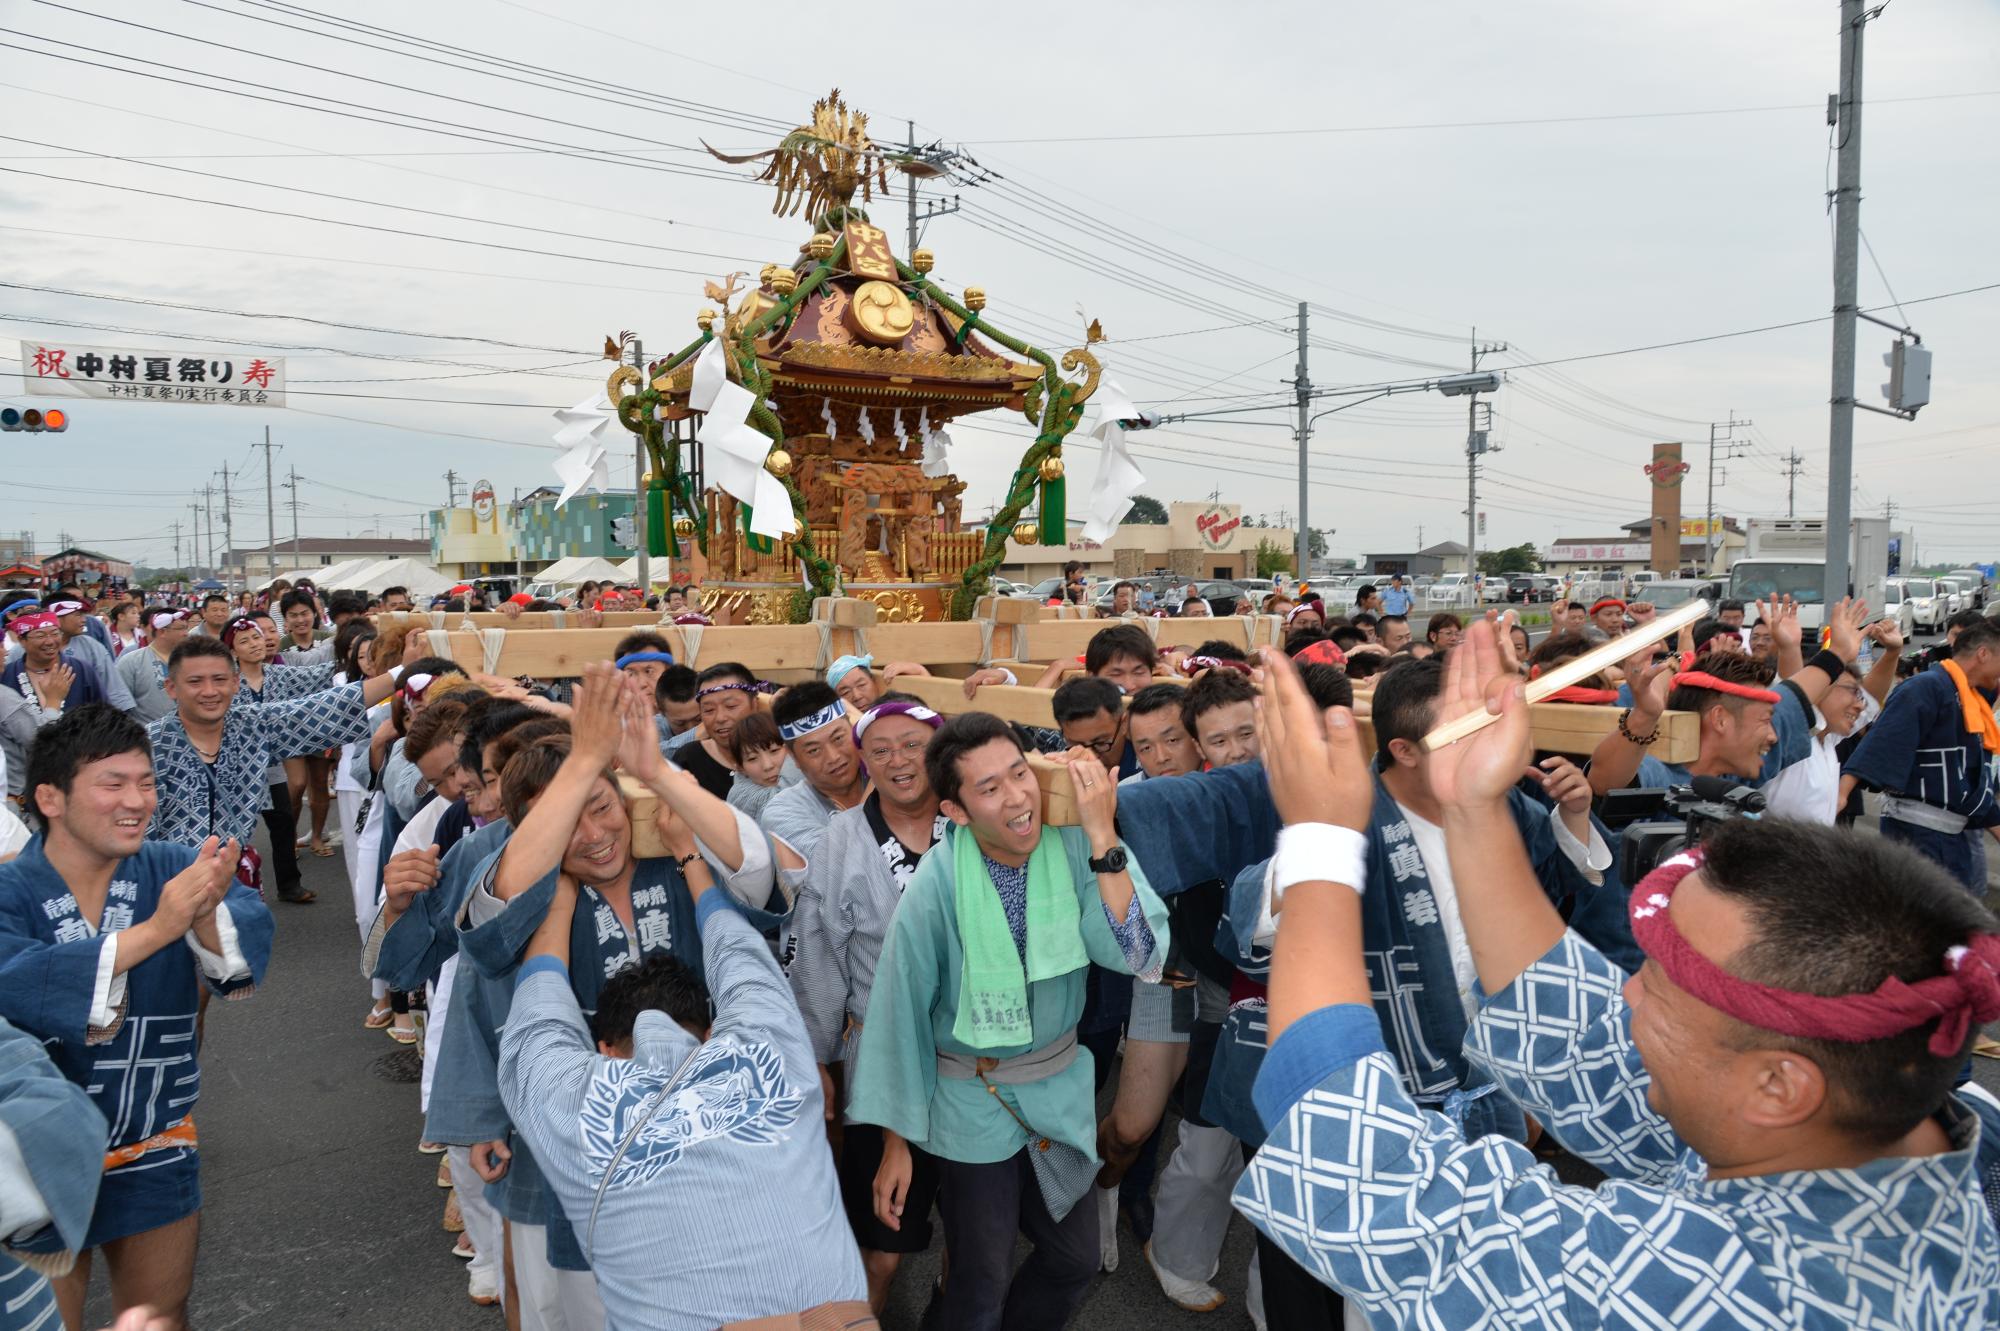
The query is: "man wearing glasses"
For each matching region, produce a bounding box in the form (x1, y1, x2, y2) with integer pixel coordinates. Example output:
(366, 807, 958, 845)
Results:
(786, 697, 949, 1314)
(1051, 676, 1138, 779)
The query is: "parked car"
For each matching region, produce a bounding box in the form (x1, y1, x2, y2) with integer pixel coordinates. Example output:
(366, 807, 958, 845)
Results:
(1426, 572, 1475, 607)
(1945, 568, 1990, 610)
(1165, 579, 1249, 617)
(1889, 577, 1943, 631)
(1505, 575, 1545, 603)
(1878, 580, 1917, 641)
(1639, 578, 1720, 611)
(1933, 577, 1968, 620)
(1480, 573, 1522, 604)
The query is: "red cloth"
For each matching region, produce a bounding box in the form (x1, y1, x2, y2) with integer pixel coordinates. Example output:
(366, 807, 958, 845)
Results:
(1629, 848, 2000, 1057)
(1290, 639, 1348, 668)
(1546, 685, 1620, 705)
(1589, 597, 1626, 615)
(1672, 670, 1779, 704)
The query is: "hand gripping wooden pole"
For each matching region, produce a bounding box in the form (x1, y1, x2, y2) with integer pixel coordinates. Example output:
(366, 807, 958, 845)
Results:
(1421, 598, 1710, 752)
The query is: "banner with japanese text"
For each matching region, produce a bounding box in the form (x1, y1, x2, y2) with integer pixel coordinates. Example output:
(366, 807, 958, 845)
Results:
(21, 341, 285, 408)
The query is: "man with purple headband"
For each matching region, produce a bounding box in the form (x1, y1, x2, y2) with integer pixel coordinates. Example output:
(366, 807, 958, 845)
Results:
(786, 694, 949, 1313)
(670, 662, 773, 800)
(1233, 624, 2000, 1329)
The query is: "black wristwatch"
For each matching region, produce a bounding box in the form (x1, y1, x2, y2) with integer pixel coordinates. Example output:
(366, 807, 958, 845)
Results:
(1087, 846, 1128, 874)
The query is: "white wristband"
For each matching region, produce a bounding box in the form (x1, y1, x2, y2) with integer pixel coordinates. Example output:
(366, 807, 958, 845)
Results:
(1272, 822, 1368, 900)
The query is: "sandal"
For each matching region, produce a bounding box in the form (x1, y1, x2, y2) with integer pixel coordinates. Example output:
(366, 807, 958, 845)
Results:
(442, 1190, 464, 1233)
(311, 841, 336, 857)
(437, 1158, 453, 1189)
(1974, 1034, 2000, 1060)
(363, 1004, 393, 1030)
(387, 1023, 418, 1045)
(452, 1232, 475, 1261)
(417, 1139, 447, 1155)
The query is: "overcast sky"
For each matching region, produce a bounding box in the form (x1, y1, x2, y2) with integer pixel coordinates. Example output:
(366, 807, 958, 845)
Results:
(5, 0, 1997, 568)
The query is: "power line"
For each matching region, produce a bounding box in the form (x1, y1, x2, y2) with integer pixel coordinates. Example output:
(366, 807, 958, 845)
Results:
(962, 90, 2000, 145)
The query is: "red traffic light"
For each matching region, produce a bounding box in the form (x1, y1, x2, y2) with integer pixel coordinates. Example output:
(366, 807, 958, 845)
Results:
(0, 406, 68, 432)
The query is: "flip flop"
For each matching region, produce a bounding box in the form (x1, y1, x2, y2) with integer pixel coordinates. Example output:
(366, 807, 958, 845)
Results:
(364, 1004, 393, 1029)
(1973, 1034, 2000, 1060)
(387, 1024, 418, 1045)
(311, 842, 336, 857)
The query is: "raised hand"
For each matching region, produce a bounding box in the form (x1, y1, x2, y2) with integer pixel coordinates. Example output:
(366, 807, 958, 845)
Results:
(615, 675, 664, 784)
(157, 837, 234, 935)
(43, 662, 74, 706)
(1627, 654, 1676, 720)
(1866, 615, 1904, 653)
(1827, 596, 1869, 662)
(1251, 647, 1371, 831)
(569, 661, 625, 768)
(1424, 620, 1533, 813)
(1532, 755, 1594, 819)
(381, 845, 442, 913)
(1068, 751, 1119, 851)
(1627, 600, 1657, 624)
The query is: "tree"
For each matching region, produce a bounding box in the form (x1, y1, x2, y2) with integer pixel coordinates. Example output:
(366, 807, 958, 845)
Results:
(1253, 538, 1293, 578)
(1307, 528, 1329, 560)
(1125, 495, 1168, 525)
(1477, 542, 1541, 576)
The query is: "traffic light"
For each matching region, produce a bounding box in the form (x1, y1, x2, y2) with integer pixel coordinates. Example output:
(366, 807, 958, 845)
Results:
(1881, 339, 1932, 415)
(0, 407, 67, 432)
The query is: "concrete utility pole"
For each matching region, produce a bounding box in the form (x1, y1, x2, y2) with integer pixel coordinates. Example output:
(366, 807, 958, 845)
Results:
(216, 469, 235, 592)
(633, 337, 649, 591)
(901, 121, 964, 254)
(171, 521, 181, 572)
(1824, 0, 1868, 607)
(1782, 449, 1805, 517)
(283, 466, 301, 563)
(1293, 302, 1311, 579)
(1464, 331, 1506, 580)
(200, 487, 215, 583)
(1704, 413, 1752, 572)
(255, 427, 280, 583)
(443, 470, 463, 510)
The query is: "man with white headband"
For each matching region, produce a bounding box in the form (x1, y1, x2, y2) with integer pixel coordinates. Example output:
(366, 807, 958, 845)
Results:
(114, 608, 191, 724)
(786, 695, 948, 1313)
(759, 681, 868, 863)
(1, 611, 110, 715)
(1232, 622, 2000, 1328)
(45, 598, 137, 714)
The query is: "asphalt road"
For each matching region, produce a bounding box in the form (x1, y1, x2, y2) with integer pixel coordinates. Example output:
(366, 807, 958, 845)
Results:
(78, 629, 1998, 1328)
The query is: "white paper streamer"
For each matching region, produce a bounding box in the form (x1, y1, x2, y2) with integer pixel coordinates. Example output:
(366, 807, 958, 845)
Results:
(821, 397, 838, 436)
(921, 424, 954, 479)
(549, 394, 614, 508)
(892, 408, 908, 448)
(1082, 377, 1145, 542)
(856, 408, 875, 444)
(689, 338, 728, 413)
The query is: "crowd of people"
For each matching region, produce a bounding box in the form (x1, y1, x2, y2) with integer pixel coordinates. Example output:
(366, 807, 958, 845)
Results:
(1, 572, 1998, 1330)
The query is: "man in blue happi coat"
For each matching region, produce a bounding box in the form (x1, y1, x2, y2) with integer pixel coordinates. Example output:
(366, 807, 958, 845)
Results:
(0, 705, 273, 1331)
(455, 665, 791, 1326)
(1236, 623, 2000, 1329)
(0, 1015, 109, 1331)
(1843, 616, 2000, 892)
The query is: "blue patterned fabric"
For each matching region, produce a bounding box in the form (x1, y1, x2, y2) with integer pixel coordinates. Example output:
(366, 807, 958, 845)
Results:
(1235, 931, 2000, 1329)
(146, 682, 370, 846)
(0, 1016, 107, 1331)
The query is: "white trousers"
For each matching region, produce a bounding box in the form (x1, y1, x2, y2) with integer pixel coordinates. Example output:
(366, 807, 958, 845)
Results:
(1148, 1121, 1244, 1282)
(337, 788, 387, 1001)
(447, 1144, 503, 1288)
(420, 955, 456, 1114)
(509, 1222, 607, 1331)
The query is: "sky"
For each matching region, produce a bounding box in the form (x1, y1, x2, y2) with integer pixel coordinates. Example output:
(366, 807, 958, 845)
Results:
(4, 0, 1998, 568)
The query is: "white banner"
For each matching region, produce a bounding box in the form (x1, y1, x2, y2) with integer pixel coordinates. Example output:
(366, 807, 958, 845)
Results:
(1547, 540, 1651, 563)
(21, 340, 285, 408)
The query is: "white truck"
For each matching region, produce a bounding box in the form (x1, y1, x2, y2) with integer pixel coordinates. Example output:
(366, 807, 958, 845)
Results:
(1728, 517, 1890, 632)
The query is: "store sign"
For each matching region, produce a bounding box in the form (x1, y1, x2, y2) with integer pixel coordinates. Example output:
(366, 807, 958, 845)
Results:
(21, 341, 285, 407)
(471, 479, 497, 523)
(1195, 505, 1242, 551)
(1548, 541, 1652, 562)
(1678, 518, 1720, 538)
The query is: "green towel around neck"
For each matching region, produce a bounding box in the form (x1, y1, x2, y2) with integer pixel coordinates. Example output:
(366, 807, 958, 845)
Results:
(950, 824, 1087, 1050)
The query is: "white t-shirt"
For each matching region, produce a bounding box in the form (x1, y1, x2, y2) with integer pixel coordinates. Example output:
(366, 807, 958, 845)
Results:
(1759, 693, 1880, 825)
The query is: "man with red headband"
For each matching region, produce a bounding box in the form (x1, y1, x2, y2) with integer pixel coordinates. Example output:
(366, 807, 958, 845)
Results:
(1233, 623, 2000, 1328)
(1, 612, 110, 715)
(1587, 597, 1871, 796)
(1586, 596, 1626, 642)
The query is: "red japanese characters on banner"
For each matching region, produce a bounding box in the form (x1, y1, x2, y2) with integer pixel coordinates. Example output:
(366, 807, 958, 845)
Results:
(19, 340, 286, 408)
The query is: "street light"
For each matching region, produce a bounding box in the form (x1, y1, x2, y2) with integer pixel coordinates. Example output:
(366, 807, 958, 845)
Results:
(1435, 372, 1501, 397)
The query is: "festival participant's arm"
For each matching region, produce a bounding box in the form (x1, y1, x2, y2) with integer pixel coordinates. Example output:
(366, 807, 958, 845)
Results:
(1759, 595, 1806, 681)
(1069, 751, 1165, 979)
(847, 889, 941, 1200)
(877, 661, 930, 682)
(0, 1018, 108, 1275)
(263, 680, 378, 765)
(1861, 618, 1902, 706)
(182, 841, 267, 995)
(1030, 659, 1069, 690)
(492, 664, 624, 902)
(959, 666, 1020, 699)
(785, 863, 851, 1068)
(1114, 759, 1282, 895)
(95, 644, 138, 713)
(1586, 655, 1675, 796)
(1785, 596, 1868, 707)
(1531, 756, 1610, 882)
(497, 876, 595, 1173)
(616, 678, 780, 921)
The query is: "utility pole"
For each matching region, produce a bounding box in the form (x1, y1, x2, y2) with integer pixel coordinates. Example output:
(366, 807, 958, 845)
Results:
(1293, 302, 1311, 579)
(171, 521, 181, 573)
(216, 468, 235, 593)
(199, 487, 214, 583)
(1824, 0, 1868, 607)
(443, 469, 464, 510)
(1704, 413, 1752, 573)
(1782, 449, 1805, 517)
(633, 337, 649, 591)
(283, 466, 301, 563)
(1464, 331, 1506, 580)
(901, 120, 965, 254)
(255, 426, 280, 584)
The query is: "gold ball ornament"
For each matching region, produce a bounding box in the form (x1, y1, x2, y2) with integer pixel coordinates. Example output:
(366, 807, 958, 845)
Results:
(764, 448, 793, 477)
(911, 247, 935, 274)
(696, 307, 717, 331)
(807, 233, 835, 261)
(768, 267, 798, 297)
(673, 516, 696, 539)
(1038, 455, 1065, 482)
(1011, 521, 1040, 547)
(963, 286, 987, 313)
(758, 263, 777, 287)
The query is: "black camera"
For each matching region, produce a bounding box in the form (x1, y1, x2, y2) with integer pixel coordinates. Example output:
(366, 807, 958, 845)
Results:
(1597, 776, 1766, 882)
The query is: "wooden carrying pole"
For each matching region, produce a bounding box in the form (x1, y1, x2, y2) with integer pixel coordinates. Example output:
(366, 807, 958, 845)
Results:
(1420, 597, 1709, 751)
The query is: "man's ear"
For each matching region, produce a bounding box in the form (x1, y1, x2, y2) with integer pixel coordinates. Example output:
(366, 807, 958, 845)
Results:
(1386, 737, 1424, 771)
(1738, 1050, 1828, 1131)
(940, 798, 972, 828)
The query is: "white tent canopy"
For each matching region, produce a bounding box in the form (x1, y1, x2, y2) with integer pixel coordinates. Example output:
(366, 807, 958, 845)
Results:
(534, 556, 626, 587)
(317, 557, 455, 598)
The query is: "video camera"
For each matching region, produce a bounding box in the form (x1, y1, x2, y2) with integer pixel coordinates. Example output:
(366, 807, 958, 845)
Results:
(1597, 776, 1766, 882)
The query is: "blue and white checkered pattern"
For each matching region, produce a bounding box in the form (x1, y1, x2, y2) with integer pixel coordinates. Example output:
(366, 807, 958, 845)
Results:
(147, 683, 370, 846)
(1235, 932, 2000, 1329)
